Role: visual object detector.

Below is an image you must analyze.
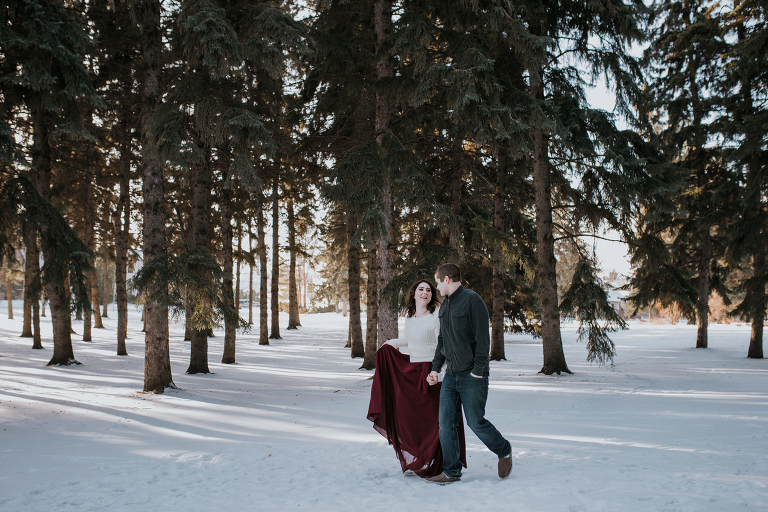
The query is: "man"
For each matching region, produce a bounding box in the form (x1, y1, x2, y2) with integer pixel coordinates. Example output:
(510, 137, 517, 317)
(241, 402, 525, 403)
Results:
(426, 263, 512, 484)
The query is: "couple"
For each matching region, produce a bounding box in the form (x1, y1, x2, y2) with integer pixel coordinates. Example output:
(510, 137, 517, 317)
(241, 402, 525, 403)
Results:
(367, 263, 512, 484)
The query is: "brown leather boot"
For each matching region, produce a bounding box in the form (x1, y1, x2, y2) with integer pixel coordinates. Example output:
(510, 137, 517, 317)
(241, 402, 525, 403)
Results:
(498, 454, 513, 479)
(425, 473, 461, 485)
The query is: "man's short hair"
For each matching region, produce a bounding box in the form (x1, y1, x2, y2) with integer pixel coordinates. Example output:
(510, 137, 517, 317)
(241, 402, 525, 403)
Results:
(436, 263, 461, 283)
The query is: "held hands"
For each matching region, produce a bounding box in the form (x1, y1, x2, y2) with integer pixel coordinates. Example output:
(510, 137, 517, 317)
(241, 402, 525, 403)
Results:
(427, 371, 439, 386)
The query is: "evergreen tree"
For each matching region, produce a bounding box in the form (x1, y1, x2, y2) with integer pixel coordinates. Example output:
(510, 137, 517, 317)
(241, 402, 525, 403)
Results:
(518, 0, 655, 371)
(722, 0, 768, 358)
(306, 0, 378, 359)
(641, 0, 734, 348)
(134, 0, 175, 392)
(1, 0, 103, 365)
(90, 0, 143, 357)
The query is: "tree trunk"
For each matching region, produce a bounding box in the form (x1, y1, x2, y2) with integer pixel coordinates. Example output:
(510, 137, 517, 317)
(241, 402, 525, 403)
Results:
(490, 153, 506, 361)
(287, 195, 301, 329)
(4, 258, 12, 320)
(139, 0, 173, 392)
(102, 257, 109, 317)
(533, 121, 570, 375)
(695, 224, 711, 349)
(221, 165, 237, 364)
(248, 225, 254, 325)
(21, 228, 35, 338)
(374, 0, 398, 344)
(30, 109, 76, 365)
(347, 209, 364, 358)
(186, 149, 212, 374)
(114, 118, 130, 356)
(748, 231, 765, 358)
(91, 258, 104, 329)
(257, 192, 269, 345)
(32, 295, 40, 348)
(361, 246, 378, 369)
(83, 176, 94, 342)
(269, 177, 281, 339)
(235, 217, 242, 307)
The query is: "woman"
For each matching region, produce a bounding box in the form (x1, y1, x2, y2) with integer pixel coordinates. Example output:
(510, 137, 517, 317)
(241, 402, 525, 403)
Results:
(367, 279, 466, 478)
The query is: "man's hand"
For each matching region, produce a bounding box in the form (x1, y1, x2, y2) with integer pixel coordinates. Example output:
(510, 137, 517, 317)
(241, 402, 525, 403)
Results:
(427, 371, 439, 386)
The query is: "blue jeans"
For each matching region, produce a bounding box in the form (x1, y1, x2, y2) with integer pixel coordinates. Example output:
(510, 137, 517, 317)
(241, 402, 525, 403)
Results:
(439, 373, 510, 478)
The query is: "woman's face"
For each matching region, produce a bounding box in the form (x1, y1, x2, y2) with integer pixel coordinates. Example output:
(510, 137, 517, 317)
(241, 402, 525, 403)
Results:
(415, 282, 432, 307)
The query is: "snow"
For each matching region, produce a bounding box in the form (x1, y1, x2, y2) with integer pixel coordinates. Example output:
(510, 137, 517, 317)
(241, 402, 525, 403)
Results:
(1, 303, 767, 511)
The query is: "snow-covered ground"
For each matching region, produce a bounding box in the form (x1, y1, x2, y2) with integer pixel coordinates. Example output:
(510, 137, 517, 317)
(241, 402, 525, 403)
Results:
(1, 302, 767, 511)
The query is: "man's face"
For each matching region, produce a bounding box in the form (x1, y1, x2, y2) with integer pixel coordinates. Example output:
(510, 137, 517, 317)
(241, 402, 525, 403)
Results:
(434, 273, 449, 297)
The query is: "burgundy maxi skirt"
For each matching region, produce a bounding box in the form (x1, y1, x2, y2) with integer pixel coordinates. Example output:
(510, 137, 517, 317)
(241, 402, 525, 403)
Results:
(367, 344, 467, 478)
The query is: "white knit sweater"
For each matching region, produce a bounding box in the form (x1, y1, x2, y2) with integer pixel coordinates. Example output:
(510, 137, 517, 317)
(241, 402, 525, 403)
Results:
(385, 311, 440, 362)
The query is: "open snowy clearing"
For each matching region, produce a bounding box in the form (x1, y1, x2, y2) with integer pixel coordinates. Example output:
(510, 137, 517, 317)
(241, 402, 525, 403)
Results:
(1, 305, 767, 512)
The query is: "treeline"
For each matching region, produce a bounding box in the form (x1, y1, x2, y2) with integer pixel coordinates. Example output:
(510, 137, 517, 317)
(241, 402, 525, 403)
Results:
(0, 0, 765, 392)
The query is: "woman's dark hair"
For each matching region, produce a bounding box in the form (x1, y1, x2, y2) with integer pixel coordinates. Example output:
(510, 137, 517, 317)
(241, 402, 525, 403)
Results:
(405, 279, 441, 317)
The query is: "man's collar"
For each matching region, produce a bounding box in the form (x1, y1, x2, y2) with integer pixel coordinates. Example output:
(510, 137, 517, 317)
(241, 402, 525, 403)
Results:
(447, 284, 464, 298)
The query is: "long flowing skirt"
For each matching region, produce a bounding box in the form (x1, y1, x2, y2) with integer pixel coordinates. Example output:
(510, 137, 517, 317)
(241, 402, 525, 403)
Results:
(367, 344, 467, 478)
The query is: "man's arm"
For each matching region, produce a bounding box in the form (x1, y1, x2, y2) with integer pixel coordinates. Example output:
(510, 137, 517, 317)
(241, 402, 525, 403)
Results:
(470, 295, 490, 377)
(432, 329, 446, 374)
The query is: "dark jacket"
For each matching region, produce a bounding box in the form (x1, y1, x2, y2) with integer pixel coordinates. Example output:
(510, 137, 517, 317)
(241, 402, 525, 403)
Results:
(431, 285, 491, 377)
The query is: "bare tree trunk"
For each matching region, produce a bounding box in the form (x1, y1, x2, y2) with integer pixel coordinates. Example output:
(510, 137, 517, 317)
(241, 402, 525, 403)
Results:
(257, 192, 269, 345)
(347, 209, 364, 357)
(187, 150, 212, 374)
(114, 118, 130, 356)
(102, 257, 109, 317)
(21, 232, 34, 337)
(361, 247, 378, 370)
(221, 164, 237, 364)
(32, 296, 40, 348)
(374, 0, 398, 344)
(269, 177, 281, 339)
(532, 117, 570, 375)
(140, 0, 173, 392)
(696, 224, 711, 348)
(248, 225, 254, 325)
(47, 276, 76, 365)
(490, 153, 506, 361)
(83, 176, 94, 342)
(748, 231, 765, 358)
(4, 258, 12, 320)
(287, 195, 301, 329)
(235, 217, 242, 307)
(92, 258, 104, 329)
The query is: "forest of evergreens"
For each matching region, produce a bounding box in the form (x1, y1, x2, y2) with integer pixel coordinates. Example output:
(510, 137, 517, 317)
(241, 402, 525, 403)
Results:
(0, 0, 765, 393)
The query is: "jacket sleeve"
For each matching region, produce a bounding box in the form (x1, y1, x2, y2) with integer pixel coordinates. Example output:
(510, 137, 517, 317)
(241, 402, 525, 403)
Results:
(432, 306, 446, 373)
(470, 295, 491, 376)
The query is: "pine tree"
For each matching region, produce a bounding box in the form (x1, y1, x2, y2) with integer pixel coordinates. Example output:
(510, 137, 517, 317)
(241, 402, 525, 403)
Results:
(306, 0, 378, 358)
(135, 0, 175, 391)
(721, 0, 768, 358)
(514, 0, 658, 372)
(1, 0, 103, 365)
(641, 0, 734, 348)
